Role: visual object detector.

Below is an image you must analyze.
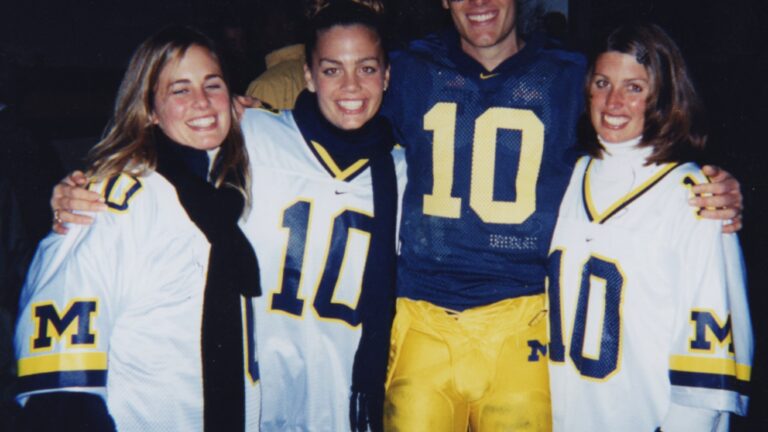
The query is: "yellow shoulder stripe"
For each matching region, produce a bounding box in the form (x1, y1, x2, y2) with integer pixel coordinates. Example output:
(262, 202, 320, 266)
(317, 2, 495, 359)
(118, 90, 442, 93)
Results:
(18, 352, 108, 376)
(669, 355, 751, 381)
(88, 173, 143, 213)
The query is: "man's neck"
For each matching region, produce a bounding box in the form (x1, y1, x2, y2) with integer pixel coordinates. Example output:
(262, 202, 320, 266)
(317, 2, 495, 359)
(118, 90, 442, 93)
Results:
(461, 33, 524, 71)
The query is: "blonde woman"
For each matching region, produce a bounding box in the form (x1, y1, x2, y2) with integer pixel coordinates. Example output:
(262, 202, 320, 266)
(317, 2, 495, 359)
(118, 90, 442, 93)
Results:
(14, 26, 260, 431)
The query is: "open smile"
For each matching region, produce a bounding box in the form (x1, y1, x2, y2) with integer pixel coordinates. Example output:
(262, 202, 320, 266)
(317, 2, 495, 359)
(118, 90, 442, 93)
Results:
(467, 10, 498, 25)
(186, 115, 218, 130)
(337, 99, 366, 113)
(601, 114, 630, 129)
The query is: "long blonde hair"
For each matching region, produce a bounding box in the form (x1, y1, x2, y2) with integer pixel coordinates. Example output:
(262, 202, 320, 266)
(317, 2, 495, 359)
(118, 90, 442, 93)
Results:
(86, 26, 250, 203)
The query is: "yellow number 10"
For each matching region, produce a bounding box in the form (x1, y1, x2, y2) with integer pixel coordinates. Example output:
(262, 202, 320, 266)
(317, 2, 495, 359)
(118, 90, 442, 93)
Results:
(423, 102, 544, 224)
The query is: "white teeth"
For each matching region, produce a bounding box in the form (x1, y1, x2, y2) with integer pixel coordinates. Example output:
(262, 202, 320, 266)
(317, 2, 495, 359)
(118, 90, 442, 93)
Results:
(188, 116, 215, 128)
(603, 115, 628, 127)
(468, 12, 495, 23)
(338, 100, 363, 111)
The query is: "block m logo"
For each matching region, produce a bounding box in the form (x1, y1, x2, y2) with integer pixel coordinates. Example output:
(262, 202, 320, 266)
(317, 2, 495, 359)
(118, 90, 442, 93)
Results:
(31, 300, 98, 352)
(690, 310, 733, 354)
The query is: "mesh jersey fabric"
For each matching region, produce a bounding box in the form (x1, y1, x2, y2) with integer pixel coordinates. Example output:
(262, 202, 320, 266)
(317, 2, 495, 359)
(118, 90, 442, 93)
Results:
(382, 30, 586, 310)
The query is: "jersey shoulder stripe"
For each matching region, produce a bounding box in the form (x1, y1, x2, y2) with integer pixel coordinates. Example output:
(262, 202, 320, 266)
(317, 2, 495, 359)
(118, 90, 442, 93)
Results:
(88, 173, 143, 213)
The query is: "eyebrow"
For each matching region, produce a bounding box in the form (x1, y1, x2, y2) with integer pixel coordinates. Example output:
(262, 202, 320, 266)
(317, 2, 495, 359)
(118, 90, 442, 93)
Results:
(167, 74, 223, 87)
(318, 57, 381, 65)
(592, 73, 649, 82)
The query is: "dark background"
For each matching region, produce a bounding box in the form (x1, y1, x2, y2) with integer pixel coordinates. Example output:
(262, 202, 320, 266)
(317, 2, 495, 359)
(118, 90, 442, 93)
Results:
(0, 0, 765, 430)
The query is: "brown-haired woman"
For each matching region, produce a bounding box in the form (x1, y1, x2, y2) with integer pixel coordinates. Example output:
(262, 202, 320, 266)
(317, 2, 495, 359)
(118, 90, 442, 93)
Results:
(547, 24, 752, 432)
(14, 26, 260, 431)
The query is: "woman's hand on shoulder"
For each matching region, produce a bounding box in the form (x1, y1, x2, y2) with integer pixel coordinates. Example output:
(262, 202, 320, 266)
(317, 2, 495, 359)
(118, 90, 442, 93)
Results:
(234, 95, 262, 119)
(51, 171, 108, 234)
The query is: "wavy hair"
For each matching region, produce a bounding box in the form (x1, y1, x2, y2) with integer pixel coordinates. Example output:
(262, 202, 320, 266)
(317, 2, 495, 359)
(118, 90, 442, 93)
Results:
(584, 24, 706, 163)
(86, 26, 250, 205)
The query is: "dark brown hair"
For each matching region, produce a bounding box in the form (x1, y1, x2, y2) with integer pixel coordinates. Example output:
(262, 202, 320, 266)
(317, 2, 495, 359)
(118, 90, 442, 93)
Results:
(584, 24, 706, 163)
(304, 0, 388, 66)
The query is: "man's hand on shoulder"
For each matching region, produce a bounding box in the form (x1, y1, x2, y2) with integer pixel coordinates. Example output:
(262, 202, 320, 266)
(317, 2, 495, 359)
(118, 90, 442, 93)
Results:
(688, 165, 743, 234)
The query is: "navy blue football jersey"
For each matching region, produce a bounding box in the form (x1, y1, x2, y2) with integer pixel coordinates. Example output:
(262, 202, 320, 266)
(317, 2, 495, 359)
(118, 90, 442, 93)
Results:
(383, 31, 586, 310)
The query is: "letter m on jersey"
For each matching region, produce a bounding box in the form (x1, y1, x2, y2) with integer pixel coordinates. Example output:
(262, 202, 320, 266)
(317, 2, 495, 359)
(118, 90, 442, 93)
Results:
(690, 310, 734, 354)
(31, 300, 98, 351)
(527, 340, 548, 361)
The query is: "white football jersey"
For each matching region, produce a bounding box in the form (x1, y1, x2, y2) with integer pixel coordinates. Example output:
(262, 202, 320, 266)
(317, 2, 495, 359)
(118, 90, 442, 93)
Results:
(14, 172, 261, 431)
(240, 108, 406, 431)
(547, 157, 752, 432)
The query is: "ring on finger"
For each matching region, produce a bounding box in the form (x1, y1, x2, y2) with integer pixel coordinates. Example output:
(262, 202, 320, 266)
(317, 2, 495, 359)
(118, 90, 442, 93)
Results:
(53, 209, 63, 225)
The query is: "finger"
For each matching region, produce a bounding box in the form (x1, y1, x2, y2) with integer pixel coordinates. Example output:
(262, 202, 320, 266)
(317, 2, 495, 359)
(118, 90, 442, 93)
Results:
(234, 100, 246, 119)
(697, 207, 739, 221)
(66, 186, 104, 202)
(61, 170, 87, 186)
(688, 193, 741, 210)
(60, 197, 108, 213)
(721, 216, 743, 234)
(700, 164, 721, 178)
(71, 170, 89, 186)
(234, 95, 252, 120)
(60, 210, 95, 225)
(52, 180, 104, 211)
(235, 94, 259, 108)
(52, 185, 105, 207)
(690, 179, 740, 197)
(52, 209, 69, 235)
(723, 216, 744, 234)
(52, 222, 69, 235)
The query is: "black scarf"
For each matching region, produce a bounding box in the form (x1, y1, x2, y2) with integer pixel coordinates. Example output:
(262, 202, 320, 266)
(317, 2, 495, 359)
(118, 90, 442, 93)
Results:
(293, 91, 397, 432)
(153, 129, 260, 432)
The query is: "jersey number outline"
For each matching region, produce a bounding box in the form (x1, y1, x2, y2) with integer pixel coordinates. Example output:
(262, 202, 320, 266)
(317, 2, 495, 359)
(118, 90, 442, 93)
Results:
(270, 200, 371, 327)
(548, 250, 625, 380)
(423, 103, 545, 224)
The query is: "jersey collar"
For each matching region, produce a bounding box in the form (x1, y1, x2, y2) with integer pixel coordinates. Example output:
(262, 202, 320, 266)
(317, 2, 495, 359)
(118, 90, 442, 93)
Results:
(441, 29, 544, 80)
(581, 158, 681, 224)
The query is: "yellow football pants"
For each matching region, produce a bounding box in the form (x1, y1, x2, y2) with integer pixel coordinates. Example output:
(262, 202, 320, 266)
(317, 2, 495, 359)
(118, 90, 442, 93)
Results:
(384, 295, 551, 432)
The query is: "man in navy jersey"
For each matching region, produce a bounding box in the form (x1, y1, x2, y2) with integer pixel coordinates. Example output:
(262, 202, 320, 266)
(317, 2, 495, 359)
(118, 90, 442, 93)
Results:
(381, 1, 741, 430)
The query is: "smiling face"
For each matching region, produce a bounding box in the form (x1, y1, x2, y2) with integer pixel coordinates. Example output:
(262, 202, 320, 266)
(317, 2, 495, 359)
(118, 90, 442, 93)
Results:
(304, 24, 389, 130)
(151, 44, 232, 150)
(589, 51, 650, 144)
(442, 0, 519, 65)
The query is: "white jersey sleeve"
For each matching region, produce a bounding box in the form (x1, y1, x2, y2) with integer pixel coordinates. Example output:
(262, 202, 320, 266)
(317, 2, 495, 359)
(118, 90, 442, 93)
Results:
(666, 167, 752, 415)
(15, 173, 145, 402)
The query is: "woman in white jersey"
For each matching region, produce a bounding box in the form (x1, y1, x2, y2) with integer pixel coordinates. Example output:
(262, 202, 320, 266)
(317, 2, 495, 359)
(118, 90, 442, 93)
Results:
(14, 27, 260, 431)
(239, 3, 402, 430)
(547, 24, 753, 432)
